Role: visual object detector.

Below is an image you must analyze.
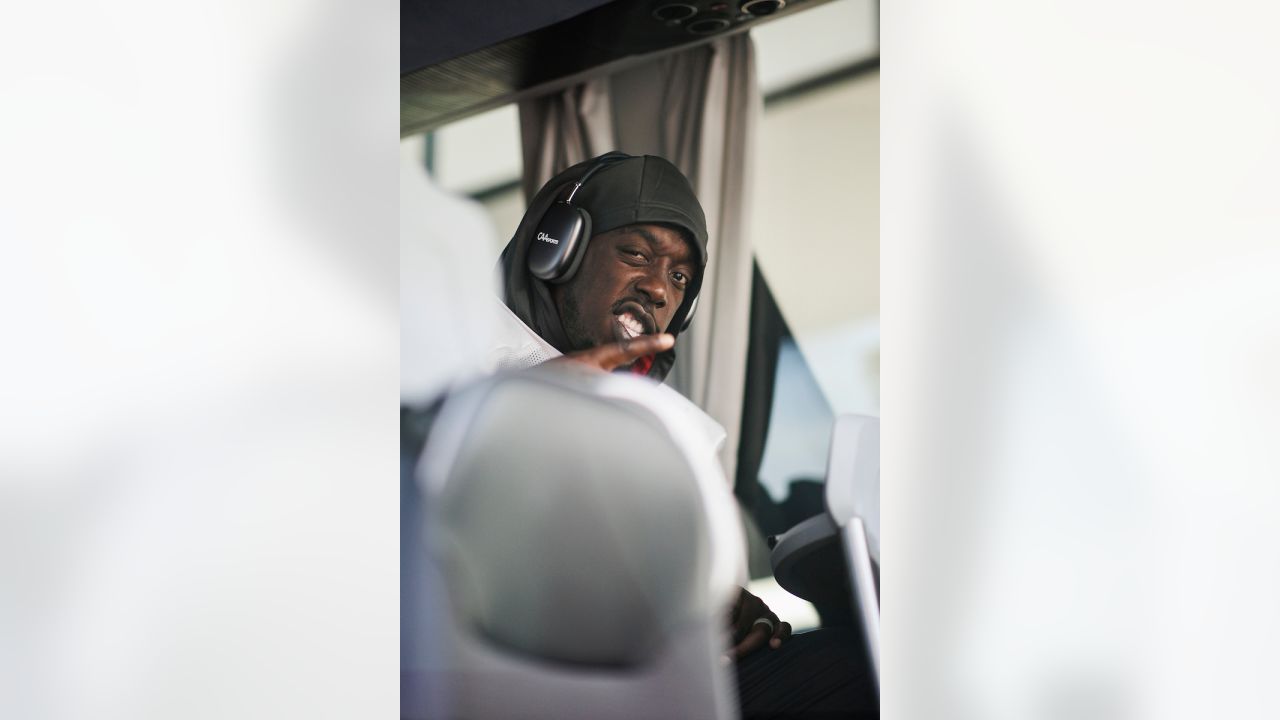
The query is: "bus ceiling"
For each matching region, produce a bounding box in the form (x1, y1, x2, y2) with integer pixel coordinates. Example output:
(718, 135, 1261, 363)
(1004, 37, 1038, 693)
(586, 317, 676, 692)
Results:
(401, 0, 834, 137)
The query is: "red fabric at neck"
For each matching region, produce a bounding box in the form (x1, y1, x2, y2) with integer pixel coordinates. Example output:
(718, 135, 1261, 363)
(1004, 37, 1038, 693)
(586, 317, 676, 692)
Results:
(630, 354, 655, 376)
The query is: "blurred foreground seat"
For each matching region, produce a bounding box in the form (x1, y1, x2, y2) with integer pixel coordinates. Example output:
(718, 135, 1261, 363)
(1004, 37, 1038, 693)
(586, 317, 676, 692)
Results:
(402, 365, 745, 720)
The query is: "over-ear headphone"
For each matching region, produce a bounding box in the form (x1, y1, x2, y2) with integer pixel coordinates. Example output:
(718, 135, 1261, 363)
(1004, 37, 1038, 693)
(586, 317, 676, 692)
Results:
(527, 151, 699, 332)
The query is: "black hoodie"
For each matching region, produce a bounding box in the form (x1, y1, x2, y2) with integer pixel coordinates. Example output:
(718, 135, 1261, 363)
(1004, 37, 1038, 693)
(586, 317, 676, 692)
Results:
(498, 153, 709, 381)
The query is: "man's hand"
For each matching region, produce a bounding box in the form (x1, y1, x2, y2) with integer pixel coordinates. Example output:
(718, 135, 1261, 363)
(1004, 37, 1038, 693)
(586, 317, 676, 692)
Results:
(727, 586, 792, 660)
(550, 333, 674, 372)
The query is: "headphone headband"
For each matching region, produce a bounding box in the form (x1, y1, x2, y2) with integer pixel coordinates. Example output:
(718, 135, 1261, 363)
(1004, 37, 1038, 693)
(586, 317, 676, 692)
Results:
(564, 151, 630, 204)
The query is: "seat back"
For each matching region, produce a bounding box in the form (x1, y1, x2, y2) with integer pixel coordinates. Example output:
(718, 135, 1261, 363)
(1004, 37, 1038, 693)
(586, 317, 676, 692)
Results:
(403, 366, 742, 720)
(824, 414, 880, 689)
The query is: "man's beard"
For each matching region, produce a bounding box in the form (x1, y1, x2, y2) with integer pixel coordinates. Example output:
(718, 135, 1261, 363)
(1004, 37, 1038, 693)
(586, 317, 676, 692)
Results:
(557, 288, 597, 352)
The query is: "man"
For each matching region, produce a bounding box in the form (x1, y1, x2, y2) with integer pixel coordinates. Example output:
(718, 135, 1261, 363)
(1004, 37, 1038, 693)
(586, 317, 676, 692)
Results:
(491, 152, 791, 660)
(489, 154, 876, 719)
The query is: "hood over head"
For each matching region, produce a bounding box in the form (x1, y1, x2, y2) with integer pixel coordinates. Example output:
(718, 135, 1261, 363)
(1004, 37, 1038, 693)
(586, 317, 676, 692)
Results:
(498, 153, 708, 381)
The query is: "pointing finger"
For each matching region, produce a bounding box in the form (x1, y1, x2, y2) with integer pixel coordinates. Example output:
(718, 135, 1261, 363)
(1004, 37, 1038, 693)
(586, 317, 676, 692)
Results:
(589, 333, 674, 370)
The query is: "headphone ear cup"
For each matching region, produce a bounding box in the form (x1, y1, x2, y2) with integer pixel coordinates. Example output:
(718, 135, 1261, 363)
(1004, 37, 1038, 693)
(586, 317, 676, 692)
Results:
(556, 208, 591, 284)
(528, 202, 592, 282)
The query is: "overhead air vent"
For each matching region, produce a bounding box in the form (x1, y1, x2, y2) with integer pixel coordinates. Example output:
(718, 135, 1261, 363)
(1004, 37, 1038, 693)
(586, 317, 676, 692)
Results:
(401, 0, 834, 136)
(687, 15, 731, 34)
(741, 0, 787, 16)
(652, 3, 698, 22)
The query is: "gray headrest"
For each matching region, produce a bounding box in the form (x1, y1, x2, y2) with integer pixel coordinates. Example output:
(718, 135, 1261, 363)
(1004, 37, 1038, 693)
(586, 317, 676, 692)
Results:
(421, 367, 715, 667)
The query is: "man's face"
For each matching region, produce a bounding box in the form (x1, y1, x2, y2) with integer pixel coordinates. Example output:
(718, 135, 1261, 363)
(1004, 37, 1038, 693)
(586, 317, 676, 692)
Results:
(551, 223, 697, 352)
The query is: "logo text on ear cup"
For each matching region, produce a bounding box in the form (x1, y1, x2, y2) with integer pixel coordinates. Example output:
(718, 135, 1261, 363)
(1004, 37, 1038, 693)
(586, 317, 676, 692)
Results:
(536, 232, 559, 245)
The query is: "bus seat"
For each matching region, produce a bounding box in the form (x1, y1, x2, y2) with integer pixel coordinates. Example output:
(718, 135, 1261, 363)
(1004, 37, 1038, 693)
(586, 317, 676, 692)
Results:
(769, 414, 880, 688)
(403, 365, 743, 720)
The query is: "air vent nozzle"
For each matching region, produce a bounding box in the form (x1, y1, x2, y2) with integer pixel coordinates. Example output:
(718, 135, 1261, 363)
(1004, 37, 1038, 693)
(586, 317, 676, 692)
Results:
(652, 3, 698, 22)
(741, 0, 786, 17)
(687, 15, 731, 34)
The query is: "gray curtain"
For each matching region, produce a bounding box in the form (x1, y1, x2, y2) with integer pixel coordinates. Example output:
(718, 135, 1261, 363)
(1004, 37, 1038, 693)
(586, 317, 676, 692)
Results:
(518, 78, 614, 202)
(517, 35, 760, 481)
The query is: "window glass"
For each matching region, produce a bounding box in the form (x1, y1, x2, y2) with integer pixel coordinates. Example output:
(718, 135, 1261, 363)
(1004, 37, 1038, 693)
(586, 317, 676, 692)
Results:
(757, 338, 835, 504)
(425, 105, 525, 262)
(751, 0, 877, 94)
(751, 70, 880, 418)
(432, 105, 521, 196)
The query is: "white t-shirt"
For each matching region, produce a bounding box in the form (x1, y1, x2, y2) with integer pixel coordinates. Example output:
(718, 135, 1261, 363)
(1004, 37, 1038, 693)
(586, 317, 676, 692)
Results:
(487, 299, 728, 462)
